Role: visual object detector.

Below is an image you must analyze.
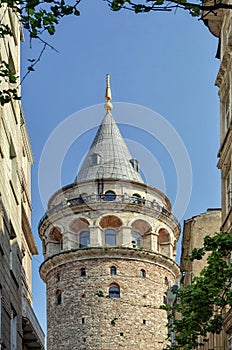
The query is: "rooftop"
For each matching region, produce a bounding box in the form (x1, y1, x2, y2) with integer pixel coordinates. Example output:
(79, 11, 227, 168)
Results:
(76, 75, 144, 184)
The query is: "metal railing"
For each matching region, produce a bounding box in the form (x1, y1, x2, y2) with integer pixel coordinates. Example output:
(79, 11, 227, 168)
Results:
(39, 194, 179, 228)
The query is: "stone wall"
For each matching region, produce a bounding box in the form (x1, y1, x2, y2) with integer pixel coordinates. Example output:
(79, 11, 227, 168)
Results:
(181, 209, 221, 286)
(42, 248, 179, 350)
(181, 209, 222, 349)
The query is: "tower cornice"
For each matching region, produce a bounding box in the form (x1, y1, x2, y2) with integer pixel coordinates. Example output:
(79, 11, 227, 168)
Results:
(39, 247, 180, 282)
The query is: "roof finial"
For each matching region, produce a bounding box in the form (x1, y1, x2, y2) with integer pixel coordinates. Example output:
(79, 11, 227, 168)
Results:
(104, 74, 113, 111)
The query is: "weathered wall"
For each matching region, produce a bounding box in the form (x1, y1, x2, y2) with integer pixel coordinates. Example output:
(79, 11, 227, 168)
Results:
(181, 208, 221, 286)
(44, 250, 178, 350)
(181, 209, 222, 349)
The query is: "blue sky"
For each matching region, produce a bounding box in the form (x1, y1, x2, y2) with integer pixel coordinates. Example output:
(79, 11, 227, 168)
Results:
(21, 0, 220, 335)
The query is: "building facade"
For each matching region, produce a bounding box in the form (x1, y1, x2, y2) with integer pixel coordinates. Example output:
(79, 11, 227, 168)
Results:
(181, 209, 224, 349)
(180, 209, 229, 350)
(204, 7, 232, 350)
(0, 6, 44, 350)
(39, 76, 181, 349)
(181, 208, 221, 286)
(204, 7, 232, 233)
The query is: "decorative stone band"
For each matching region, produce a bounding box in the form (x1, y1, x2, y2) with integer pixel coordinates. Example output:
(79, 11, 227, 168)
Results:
(39, 247, 180, 282)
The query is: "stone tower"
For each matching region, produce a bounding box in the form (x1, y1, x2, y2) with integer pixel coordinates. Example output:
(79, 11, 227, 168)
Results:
(39, 76, 180, 350)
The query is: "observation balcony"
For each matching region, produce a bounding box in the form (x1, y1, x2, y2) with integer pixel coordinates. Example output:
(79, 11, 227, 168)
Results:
(39, 194, 180, 231)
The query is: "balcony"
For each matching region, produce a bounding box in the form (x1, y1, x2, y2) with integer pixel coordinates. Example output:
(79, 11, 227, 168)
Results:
(22, 297, 45, 350)
(39, 194, 180, 230)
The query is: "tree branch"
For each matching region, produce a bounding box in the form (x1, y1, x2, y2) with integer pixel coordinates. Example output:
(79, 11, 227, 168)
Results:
(108, 0, 232, 17)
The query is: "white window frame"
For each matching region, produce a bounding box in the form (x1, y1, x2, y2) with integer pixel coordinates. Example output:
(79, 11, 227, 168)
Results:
(225, 93, 231, 131)
(226, 171, 232, 212)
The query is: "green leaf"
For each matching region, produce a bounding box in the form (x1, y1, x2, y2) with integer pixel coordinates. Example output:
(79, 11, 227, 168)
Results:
(47, 25, 55, 35)
(74, 9, 80, 16)
(164, 231, 232, 350)
(155, 0, 164, 5)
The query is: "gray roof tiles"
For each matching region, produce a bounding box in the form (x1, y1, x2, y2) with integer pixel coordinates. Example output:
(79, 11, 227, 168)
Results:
(76, 111, 144, 184)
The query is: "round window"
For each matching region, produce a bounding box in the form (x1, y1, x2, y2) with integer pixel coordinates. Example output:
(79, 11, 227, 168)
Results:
(104, 191, 116, 201)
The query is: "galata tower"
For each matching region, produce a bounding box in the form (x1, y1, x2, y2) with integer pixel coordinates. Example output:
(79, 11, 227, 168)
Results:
(39, 75, 180, 350)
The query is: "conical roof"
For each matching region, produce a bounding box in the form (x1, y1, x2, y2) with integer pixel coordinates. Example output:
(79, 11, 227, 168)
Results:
(76, 110, 144, 183)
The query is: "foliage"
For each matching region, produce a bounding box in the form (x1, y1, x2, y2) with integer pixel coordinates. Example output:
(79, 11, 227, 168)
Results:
(108, 0, 232, 17)
(0, 61, 20, 105)
(1, 0, 232, 104)
(0, 0, 81, 104)
(96, 290, 105, 297)
(162, 232, 232, 350)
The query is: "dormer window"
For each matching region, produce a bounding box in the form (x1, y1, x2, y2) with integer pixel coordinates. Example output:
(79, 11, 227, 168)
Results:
(130, 158, 139, 172)
(91, 153, 101, 166)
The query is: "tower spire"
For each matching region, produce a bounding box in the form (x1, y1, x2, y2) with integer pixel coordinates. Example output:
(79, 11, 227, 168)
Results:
(104, 74, 113, 111)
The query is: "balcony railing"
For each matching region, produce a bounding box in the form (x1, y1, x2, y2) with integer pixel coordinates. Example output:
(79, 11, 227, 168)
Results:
(39, 194, 179, 228)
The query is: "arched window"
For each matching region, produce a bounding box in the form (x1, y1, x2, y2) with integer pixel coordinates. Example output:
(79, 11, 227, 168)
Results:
(158, 228, 170, 244)
(79, 231, 90, 248)
(104, 190, 116, 201)
(132, 231, 142, 248)
(56, 290, 62, 305)
(49, 227, 62, 242)
(99, 215, 122, 229)
(80, 268, 86, 277)
(109, 284, 120, 298)
(131, 193, 142, 204)
(105, 229, 116, 246)
(48, 227, 63, 254)
(110, 266, 117, 275)
(140, 269, 146, 278)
